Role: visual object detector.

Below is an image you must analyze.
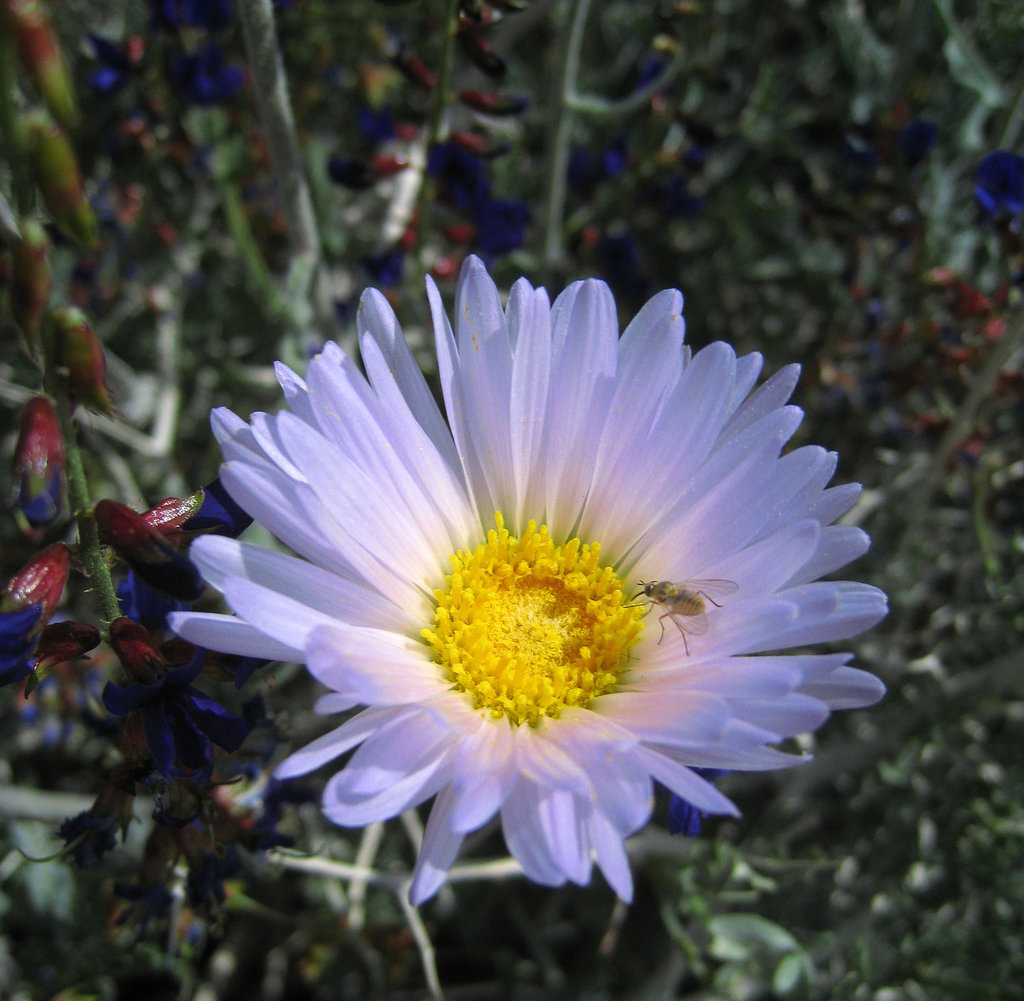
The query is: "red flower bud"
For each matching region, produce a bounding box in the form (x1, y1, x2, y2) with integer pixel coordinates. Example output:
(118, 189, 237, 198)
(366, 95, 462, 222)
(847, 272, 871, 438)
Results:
(457, 33, 506, 79)
(94, 500, 205, 600)
(442, 222, 477, 244)
(449, 130, 507, 158)
(33, 620, 101, 673)
(370, 152, 410, 178)
(26, 112, 99, 249)
(108, 616, 164, 684)
(1, 542, 71, 626)
(430, 255, 460, 281)
(393, 49, 435, 90)
(142, 491, 206, 546)
(12, 396, 66, 534)
(457, 90, 528, 116)
(9, 218, 52, 357)
(3, 0, 80, 130)
(53, 306, 114, 415)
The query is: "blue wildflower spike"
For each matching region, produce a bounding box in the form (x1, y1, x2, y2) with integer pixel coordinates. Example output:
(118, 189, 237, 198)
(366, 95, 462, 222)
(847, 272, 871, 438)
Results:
(975, 151, 1024, 217)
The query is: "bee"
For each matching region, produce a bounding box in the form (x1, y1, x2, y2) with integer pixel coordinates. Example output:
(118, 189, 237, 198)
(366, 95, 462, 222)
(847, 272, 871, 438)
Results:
(634, 579, 739, 655)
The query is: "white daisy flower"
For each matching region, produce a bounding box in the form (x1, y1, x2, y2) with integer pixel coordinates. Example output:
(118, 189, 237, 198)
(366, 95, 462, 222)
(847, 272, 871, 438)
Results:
(171, 256, 887, 904)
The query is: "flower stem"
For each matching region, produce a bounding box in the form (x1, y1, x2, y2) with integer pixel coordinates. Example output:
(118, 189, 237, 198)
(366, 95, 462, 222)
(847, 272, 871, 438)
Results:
(413, 0, 461, 267)
(237, 0, 332, 350)
(52, 381, 121, 629)
(541, 0, 592, 281)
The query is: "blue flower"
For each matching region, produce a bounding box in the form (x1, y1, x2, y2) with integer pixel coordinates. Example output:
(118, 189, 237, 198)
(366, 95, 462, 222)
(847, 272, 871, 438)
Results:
(361, 248, 405, 287)
(170, 43, 243, 105)
(975, 151, 1024, 217)
(899, 119, 938, 166)
(182, 479, 253, 538)
(0, 605, 43, 688)
(568, 136, 628, 199)
(57, 810, 119, 867)
(667, 770, 730, 837)
(474, 199, 530, 256)
(118, 572, 188, 631)
(645, 173, 705, 219)
(187, 845, 240, 915)
(115, 882, 173, 937)
(149, 0, 233, 32)
(357, 107, 395, 145)
(102, 651, 250, 778)
(88, 36, 131, 94)
(597, 232, 651, 305)
(428, 142, 492, 211)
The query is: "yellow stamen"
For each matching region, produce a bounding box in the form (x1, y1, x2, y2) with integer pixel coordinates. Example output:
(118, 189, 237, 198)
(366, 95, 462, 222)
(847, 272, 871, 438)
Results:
(423, 513, 644, 727)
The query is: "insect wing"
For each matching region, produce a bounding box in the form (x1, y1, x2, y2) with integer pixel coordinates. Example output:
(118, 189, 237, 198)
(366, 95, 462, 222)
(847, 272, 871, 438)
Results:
(682, 579, 739, 602)
(672, 608, 710, 636)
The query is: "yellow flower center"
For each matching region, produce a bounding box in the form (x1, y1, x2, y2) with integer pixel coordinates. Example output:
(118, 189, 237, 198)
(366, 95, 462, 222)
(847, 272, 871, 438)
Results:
(423, 513, 645, 727)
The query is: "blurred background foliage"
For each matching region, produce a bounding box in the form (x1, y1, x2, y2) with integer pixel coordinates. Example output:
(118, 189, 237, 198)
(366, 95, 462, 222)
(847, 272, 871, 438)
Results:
(1, 0, 1023, 999)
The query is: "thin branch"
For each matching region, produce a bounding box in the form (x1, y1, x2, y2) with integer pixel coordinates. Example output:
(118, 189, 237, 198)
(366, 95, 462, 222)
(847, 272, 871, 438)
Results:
(398, 889, 445, 1001)
(237, 0, 333, 347)
(541, 0, 593, 279)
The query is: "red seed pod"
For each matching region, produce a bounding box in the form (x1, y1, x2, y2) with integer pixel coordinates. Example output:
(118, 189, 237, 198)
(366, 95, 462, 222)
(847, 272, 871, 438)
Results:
(108, 616, 164, 684)
(3, 0, 80, 130)
(9, 218, 52, 357)
(457, 89, 529, 116)
(26, 113, 100, 249)
(12, 396, 66, 534)
(52, 306, 114, 415)
(1, 542, 71, 624)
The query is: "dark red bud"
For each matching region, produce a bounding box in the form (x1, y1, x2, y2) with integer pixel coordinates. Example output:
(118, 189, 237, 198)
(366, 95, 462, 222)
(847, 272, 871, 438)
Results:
(95, 500, 205, 600)
(449, 130, 506, 158)
(9, 218, 52, 356)
(108, 616, 164, 684)
(13, 396, 66, 533)
(430, 255, 460, 281)
(393, 49, 435, 90)
(142, 491, 205, 546)
(442, 222, 477, 244)
(26, 113, 99, 248)
(3, 0, 80, 130)
(33, 620, 101, 672)
(457, 90, 528, 116)
(53, 306, 114, 414)
(370, 152, 410, 178)
(1, 542, 71, 623)
(457, 33, 506, 79)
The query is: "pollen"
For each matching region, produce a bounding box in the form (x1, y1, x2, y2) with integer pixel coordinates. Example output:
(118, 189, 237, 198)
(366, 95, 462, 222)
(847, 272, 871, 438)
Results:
(422, 513, 645, 727)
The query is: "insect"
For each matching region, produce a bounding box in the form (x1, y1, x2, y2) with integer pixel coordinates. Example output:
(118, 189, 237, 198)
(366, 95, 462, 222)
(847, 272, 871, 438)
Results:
(634, 579, 739, 655)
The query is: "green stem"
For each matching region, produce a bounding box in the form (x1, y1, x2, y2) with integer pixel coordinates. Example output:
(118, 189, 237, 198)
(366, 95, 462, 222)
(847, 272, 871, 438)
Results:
(237, 0, 332, 347)
(541, 0, 592, 281)
(50, 374, 121, 628)
(414, 0, 461, 264)
(998, 69, 1024, 149)
(567, 48, 685, 119)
